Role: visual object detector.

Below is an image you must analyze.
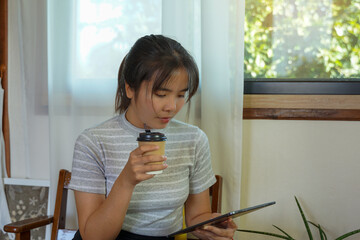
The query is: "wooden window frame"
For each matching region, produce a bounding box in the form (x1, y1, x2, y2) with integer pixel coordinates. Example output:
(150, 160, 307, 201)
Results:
(1, 0, 10, 176)
(243, 80, 360, 121)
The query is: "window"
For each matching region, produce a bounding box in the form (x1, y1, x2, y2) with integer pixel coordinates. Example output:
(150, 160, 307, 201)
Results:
(72, 0, 161, 105)
(73, 0, 161, 80)
(51, 0, 162, 107)
(244, 0, 360, 120)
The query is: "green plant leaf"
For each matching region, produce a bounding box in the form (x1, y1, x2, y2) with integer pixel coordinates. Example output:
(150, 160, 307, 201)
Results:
(295, 196, 313, 240)
(322, 225, 328, 240)
(308, 221, 327, 240)
(335, 229, 360, 240)
(237, 197, 360, 240)
(273, 225, 295, 240)
(237, 229, 291, 239)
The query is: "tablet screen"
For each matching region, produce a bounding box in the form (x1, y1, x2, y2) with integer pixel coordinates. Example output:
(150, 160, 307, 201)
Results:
(167, 201, 275, 237)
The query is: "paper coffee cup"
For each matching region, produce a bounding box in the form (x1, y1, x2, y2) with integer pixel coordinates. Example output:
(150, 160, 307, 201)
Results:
(137, 131, 167, 174)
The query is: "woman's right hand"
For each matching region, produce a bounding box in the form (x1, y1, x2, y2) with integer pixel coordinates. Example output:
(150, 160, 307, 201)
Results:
(119, 144, 168, 187)
(75, 144, 166, 240)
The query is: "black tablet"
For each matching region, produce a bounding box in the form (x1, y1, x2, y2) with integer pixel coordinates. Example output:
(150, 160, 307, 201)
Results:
(167, 201, 276, 237)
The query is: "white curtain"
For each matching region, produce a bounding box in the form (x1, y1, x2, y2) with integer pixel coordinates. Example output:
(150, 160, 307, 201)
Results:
(161, 0, 202, 127)
(48, 0, 244, 233)
(7, 0, 49, 180)
(162, 0, 245, 215)
(3, 0, 48, 238)
(47, 0, 163, 228)
(201, 0, 245, 215)
(0, 80, 13, 239)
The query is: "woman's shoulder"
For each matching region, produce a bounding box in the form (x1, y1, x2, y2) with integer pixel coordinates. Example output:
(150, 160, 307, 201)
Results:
(77, 115, 121, 139)
(167, 119, 207, 139)
(168, 118, 200, 131)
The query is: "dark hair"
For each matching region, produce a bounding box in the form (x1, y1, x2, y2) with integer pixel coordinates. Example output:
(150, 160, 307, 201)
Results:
(115, 34, 199, 113)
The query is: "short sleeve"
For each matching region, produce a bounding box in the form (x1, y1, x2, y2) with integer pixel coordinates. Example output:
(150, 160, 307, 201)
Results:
(68, 130, 106, 194)
(189, 129, 216, 194)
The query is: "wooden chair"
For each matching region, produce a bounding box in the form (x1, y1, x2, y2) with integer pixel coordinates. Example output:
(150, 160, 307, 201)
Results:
(210, 175, 223, 213)
(4, 169, 223, 240)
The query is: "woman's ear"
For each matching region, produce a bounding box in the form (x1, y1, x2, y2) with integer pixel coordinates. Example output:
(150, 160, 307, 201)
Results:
(125, 82, 134, 99)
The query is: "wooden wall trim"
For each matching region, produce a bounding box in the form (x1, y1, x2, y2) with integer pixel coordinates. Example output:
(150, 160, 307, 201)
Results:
(243, 95, 360, 121)
(1, 0, 10, 177)
(243, 108, 360, 121)
(244, 94, 360, 110)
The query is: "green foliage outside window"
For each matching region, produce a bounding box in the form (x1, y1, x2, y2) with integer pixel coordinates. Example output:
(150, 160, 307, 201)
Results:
(245, 0, 360, 79)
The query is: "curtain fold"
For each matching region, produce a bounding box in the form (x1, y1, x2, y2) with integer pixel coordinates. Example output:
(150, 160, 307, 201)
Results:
(163, 0, 245, 216)
(7, 0, 30, 179)
(0, 81, 14, 239)
(162, 0, 202, 126)
(8, 0, 49, 180)
(3, 1, 49, 238)
(200, 0, 244, 215)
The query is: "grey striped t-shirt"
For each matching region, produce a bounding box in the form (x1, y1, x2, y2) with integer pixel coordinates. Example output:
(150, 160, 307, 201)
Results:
(69, 113, 216, 236)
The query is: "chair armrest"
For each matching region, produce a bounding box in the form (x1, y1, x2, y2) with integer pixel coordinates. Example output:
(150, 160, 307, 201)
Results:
(3, 215, 54, 233)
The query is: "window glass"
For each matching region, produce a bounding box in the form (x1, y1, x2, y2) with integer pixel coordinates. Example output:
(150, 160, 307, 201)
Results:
(62, 0, 161, 105)
(73, 0, 161, 80)
(244, 0, 360, 80)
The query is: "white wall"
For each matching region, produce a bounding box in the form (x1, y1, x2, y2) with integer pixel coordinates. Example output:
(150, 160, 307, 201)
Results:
(239, 119, 360, 239)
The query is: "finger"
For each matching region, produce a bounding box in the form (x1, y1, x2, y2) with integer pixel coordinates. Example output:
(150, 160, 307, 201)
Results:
(195, 229, 229, 240)
(134, 144, 160, 155)
(202, 225, 234, 238)
(214, 217, 237, 230)
(143, 161, 168, 173)
(142, 155, 167, 164)
(226, 218, 238, 229)
(127, 154, 165, 169)
(128, 155, 167, 176)
(194, 229, 217, 239)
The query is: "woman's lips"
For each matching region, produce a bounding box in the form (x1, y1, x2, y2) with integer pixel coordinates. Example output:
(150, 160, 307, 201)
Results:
(159, 117, 171, 123)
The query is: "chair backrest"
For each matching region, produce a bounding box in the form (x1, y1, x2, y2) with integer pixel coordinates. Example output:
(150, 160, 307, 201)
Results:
(210, 175, 223, 213)
(52, 170, 223, 239)
(52, 169, 72, 240)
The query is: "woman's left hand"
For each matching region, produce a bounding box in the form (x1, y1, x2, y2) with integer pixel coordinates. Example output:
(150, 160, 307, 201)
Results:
(193, 214, 237, 240)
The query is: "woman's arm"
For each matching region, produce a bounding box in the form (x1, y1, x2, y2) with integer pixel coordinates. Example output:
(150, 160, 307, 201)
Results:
(185, 189, 237, 240)
(185, 189, 213, 225)
(75, 144, 167, 240)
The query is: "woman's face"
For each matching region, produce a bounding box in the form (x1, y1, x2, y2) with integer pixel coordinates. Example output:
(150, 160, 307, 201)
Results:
(125, 68, 189, 129)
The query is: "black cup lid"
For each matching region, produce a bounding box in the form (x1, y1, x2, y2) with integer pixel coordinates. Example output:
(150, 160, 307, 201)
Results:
(137, 131, 167, 141)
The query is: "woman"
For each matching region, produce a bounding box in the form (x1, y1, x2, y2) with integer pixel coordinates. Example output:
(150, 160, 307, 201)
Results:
(69, 34, 237, 240)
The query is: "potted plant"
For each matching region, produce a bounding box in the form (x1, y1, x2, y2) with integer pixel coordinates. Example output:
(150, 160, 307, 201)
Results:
(237, 196, 360, 240)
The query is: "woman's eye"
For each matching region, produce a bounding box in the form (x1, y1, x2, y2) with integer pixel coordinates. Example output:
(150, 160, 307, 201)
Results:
(155, 93, 166, 97)
(178, 95, 185, 98)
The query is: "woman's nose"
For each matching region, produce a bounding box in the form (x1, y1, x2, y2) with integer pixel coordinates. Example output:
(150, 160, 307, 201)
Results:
(163, 98, 177, 112)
